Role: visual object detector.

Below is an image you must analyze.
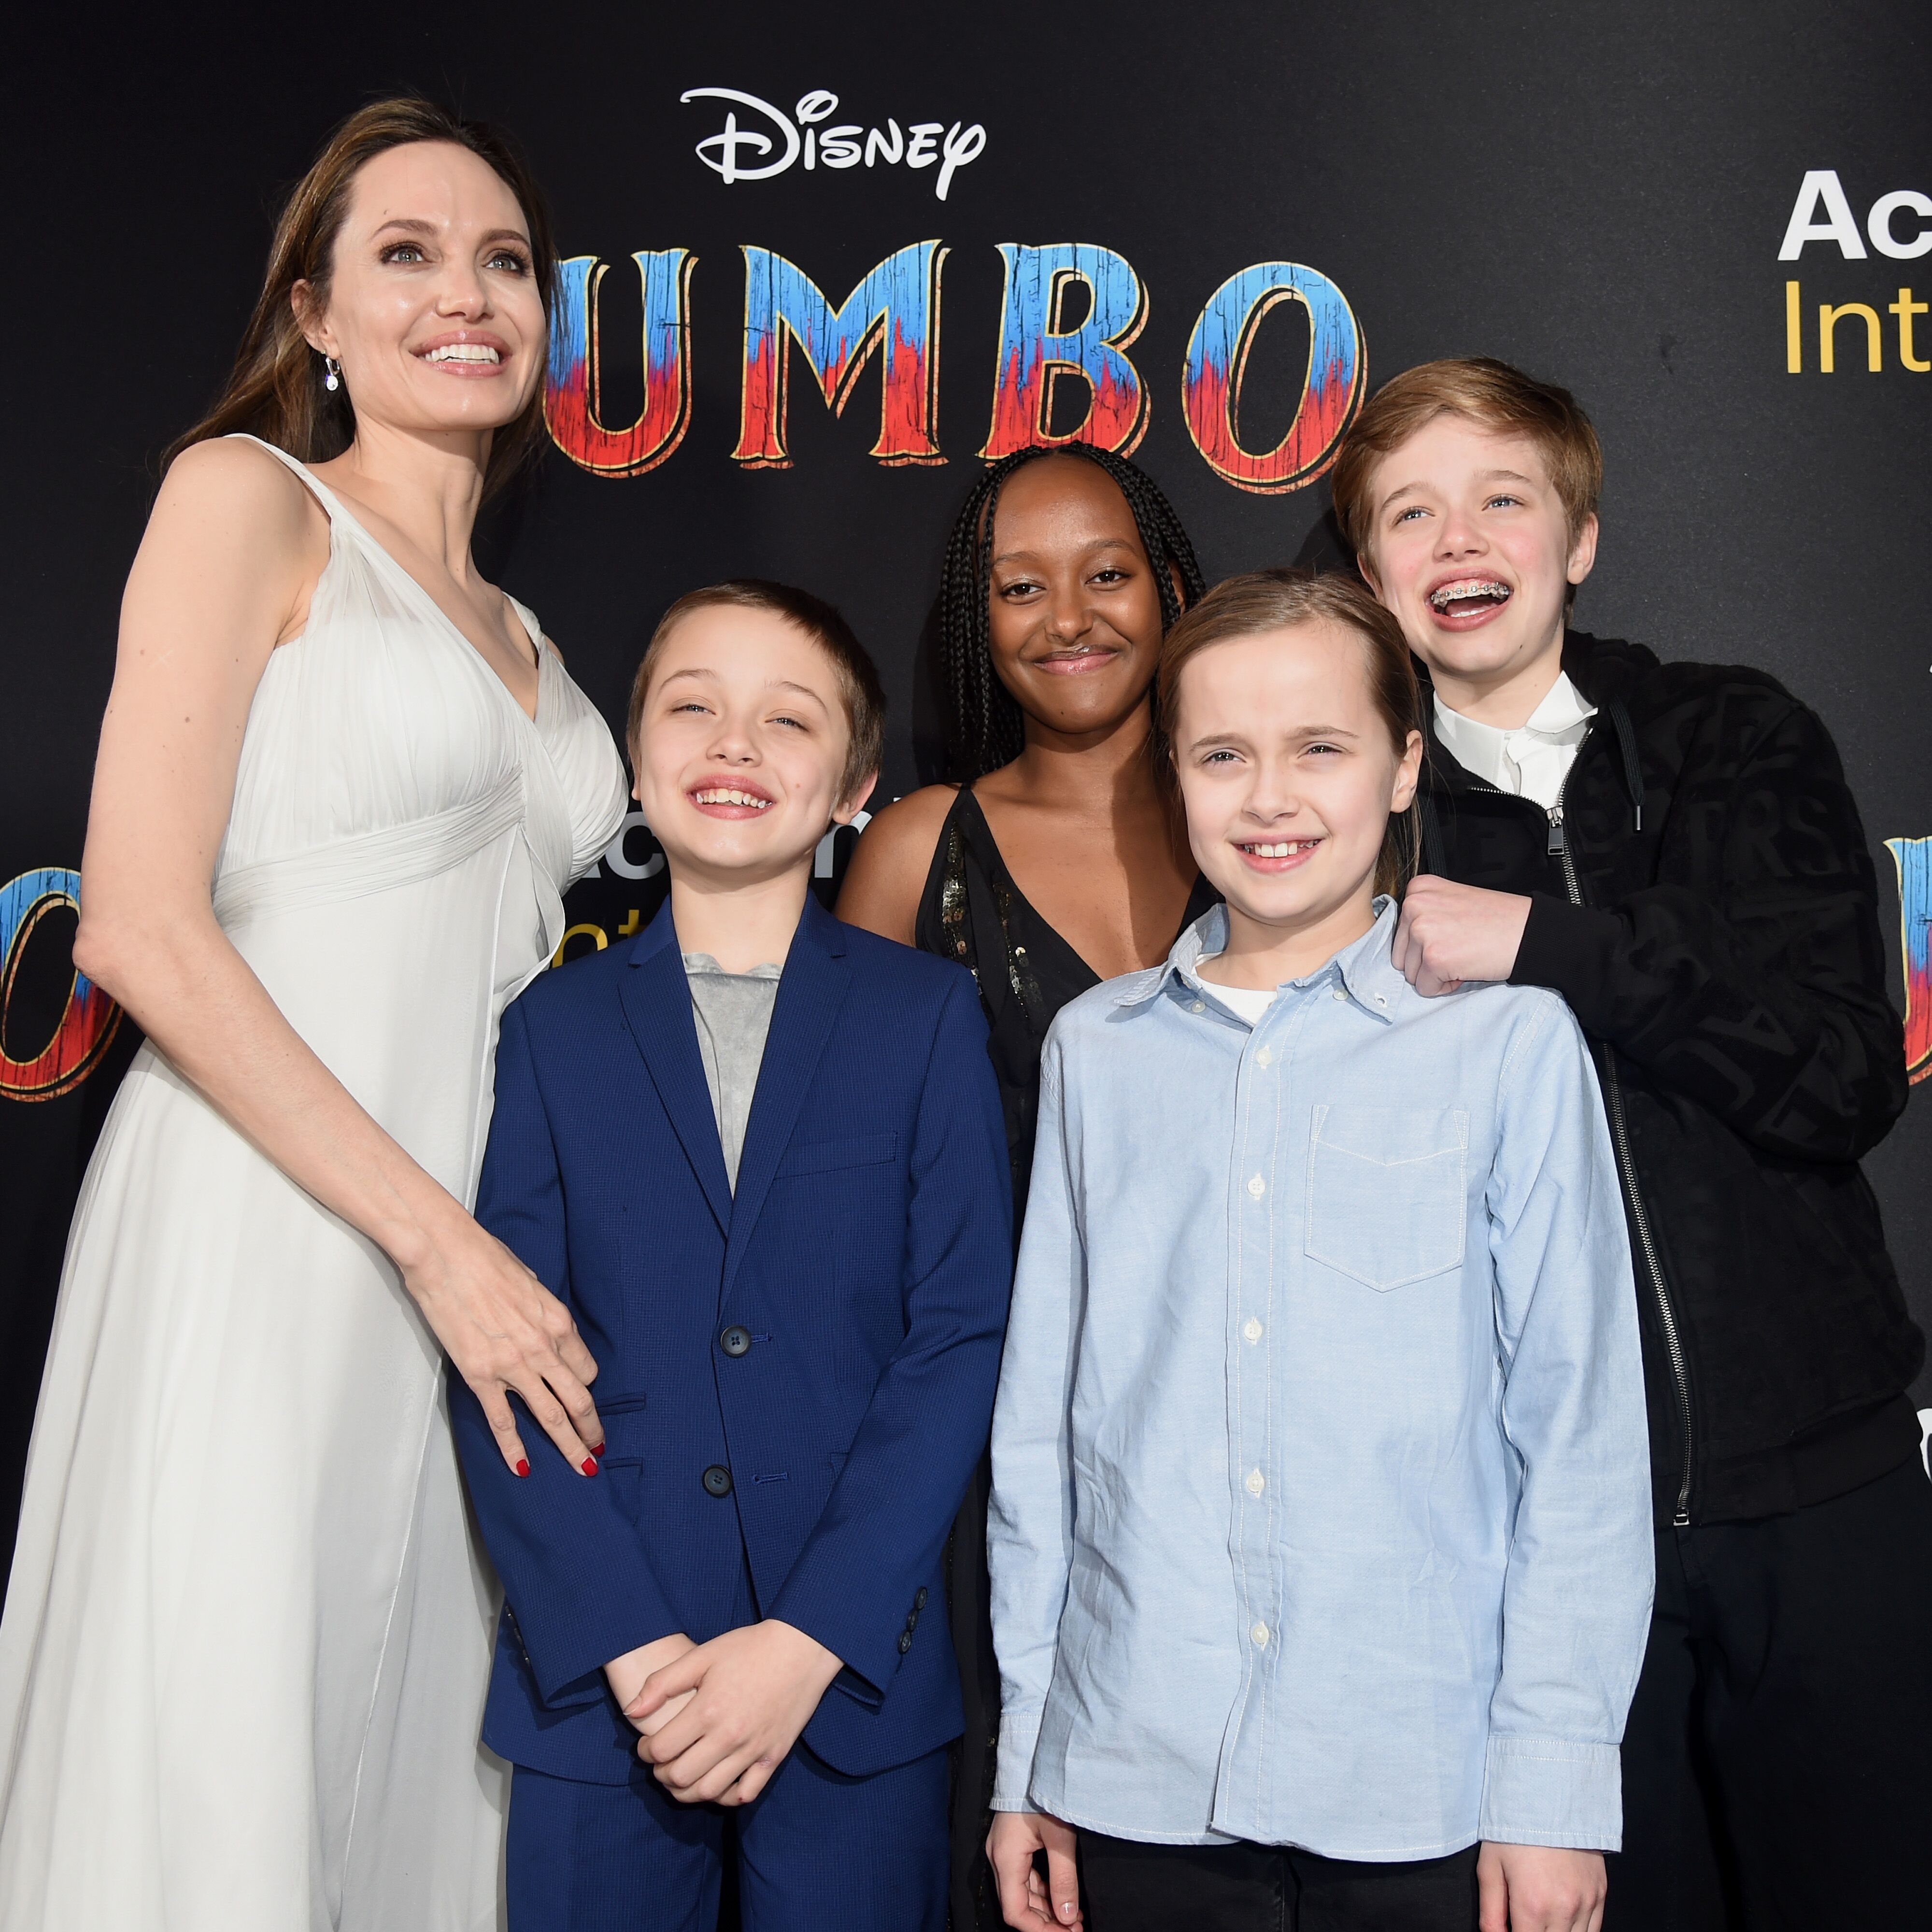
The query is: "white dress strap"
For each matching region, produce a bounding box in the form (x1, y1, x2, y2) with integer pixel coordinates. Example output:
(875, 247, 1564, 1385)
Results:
(226, 433, 347, 521)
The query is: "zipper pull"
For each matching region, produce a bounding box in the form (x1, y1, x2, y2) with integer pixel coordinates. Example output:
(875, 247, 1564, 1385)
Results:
(1546, 806, 1566, 856)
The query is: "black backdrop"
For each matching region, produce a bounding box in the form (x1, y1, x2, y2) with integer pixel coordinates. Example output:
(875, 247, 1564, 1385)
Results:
(4, 2, 1928, 1574)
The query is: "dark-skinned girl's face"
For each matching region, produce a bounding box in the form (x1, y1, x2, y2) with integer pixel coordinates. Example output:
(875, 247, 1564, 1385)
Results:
(983, 455, 1167, 742)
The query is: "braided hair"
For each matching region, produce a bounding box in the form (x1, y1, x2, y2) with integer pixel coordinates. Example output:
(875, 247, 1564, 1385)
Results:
(934, 444, 1207, 782)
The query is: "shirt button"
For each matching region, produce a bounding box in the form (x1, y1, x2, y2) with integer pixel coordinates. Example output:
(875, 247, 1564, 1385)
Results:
(1247, 1174, 1266, 1198)
(1332, 987, 1348, 1001)
(1250, 1621, 1270, 1648)
(720, 1325, 752, 1357)
(1243, 1317, 1263, 1344)
(1255, 1046, 1272, 1067)
(1190, 1000, 1206, 1014)
(1245, 1468, 1265, 1497)
(702, 1464, 733, 1497)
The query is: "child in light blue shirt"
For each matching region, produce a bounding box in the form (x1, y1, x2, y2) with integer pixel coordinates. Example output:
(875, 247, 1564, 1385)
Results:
(986, 570, 1652, 1932)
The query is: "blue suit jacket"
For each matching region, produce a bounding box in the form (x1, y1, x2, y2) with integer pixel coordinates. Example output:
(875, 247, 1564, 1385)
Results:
(451, 894, 1012, 1783)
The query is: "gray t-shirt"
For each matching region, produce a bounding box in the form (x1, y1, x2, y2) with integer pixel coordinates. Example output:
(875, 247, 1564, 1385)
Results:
(683, 952, 783, 1191)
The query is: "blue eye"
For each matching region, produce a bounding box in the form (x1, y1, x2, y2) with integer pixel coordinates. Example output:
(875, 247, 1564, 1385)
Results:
(1487, 494, 1522, 510)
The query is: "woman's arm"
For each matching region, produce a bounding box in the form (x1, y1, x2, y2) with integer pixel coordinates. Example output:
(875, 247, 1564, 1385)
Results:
(73, 438, 602, 1474)
(833, 784, 957, 944)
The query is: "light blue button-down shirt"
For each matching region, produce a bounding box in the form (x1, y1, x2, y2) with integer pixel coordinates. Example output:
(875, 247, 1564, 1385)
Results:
(988, 901, 1653, 1859)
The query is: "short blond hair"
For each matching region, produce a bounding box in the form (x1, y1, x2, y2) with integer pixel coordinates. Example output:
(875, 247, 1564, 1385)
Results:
(1331, 357, 1602, 559)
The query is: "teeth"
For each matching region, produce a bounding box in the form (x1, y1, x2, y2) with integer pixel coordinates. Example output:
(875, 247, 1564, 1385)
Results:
(1244, 840, 1314, 858)
(694, 788, 769, 808)
(424, 344, 501, 364)
(1429, 578, 1510, 611)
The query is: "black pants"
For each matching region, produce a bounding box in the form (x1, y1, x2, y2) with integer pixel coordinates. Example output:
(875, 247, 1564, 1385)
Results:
(1607, 1451, 1932, 1930)
(1078, 1833, 1478, 1932)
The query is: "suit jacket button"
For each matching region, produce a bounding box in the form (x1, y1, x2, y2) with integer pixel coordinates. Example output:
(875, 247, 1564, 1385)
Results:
(702, 1464, 734, 1497)
(897, 1631, 913, 1655)
(720, 1325, 753, 1358)
(906, 1609, 919, 1631)
(914, 1588, 928, 1610)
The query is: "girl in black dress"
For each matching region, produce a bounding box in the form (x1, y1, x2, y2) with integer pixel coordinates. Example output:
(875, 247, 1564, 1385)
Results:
(838, 443, 1211, 1928)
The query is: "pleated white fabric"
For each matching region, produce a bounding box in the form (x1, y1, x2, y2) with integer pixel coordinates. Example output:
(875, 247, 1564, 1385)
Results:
(0, 438, 629, 1931)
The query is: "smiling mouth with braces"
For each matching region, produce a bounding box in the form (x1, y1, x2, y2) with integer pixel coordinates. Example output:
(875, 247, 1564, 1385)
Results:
(1240, 839, 1320, 858)
(1428, 578, 1512, 612)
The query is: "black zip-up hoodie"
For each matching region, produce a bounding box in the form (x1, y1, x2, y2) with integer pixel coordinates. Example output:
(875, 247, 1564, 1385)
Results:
(1419, 630, 1921, 1526)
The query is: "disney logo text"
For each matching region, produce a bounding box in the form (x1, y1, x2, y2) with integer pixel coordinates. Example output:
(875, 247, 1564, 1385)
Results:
(680, 88, 986, 202)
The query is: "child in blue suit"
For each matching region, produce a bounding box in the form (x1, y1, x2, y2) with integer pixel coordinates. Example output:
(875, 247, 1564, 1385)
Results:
(452, 581, 1013, 1932)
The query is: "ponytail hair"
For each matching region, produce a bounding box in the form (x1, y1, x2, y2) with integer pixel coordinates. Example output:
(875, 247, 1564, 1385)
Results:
(1158, 568, 1424, 900)
(163, 96, 558, 500)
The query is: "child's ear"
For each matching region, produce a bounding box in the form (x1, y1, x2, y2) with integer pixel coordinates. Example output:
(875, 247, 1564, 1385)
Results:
(1391, 728, 1424, 812)
(1566, 513, 1600, 588)
(1356, 550, 1383, 596)
(833, 770, 880, 825)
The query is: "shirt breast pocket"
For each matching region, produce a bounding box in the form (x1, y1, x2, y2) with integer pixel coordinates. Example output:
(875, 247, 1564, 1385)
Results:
(1304, 1105, 1469, 1292)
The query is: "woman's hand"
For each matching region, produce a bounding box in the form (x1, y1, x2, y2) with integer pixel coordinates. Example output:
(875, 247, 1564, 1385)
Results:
(988, 1810, 1082, 1929)
(401, 1201, 603, 1474)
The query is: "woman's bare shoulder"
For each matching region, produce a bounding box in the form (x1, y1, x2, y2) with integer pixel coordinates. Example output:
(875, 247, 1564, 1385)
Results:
(836, 783, 961, 942)
(151, 437, 328, 561)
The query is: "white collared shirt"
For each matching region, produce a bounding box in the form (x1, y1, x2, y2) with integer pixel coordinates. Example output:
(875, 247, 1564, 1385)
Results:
(1433, 670, 1596, 809)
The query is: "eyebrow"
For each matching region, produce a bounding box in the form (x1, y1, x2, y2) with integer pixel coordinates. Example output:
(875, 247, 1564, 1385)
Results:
(368, 216, 530, 247)
(1378, 467, 1539, 511)
(990, 535, 1141, 568)
(1184, 722, 1361, 753)
(658, 666, 830, 709)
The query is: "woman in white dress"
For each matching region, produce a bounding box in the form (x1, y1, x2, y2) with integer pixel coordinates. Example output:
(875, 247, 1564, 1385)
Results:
(0, 99, 627, 1929)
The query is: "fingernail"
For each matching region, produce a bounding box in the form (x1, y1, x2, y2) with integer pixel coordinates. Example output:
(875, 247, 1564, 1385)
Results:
(514, 1459, 530, 1478)
(581, 1457, 599, 1476)
(592, 1442, 606, 1458)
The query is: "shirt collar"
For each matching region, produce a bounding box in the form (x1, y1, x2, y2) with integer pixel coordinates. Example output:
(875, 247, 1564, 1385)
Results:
(1433, 669, 1596, 791)
(1115, 898, 1404, 1024)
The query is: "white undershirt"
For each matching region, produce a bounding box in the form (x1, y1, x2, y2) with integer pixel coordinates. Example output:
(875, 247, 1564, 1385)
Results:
(1194, 975, 1278, 1024)
(1432, 670, 1596, 810)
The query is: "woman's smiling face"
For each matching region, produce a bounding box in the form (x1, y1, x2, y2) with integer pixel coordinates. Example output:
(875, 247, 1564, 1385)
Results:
(983, 455, 1169, 744)
(295, 140, 546, 442)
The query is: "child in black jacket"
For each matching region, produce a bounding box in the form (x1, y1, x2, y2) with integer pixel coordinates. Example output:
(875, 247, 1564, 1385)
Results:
(1323, 356, 1929, 1930)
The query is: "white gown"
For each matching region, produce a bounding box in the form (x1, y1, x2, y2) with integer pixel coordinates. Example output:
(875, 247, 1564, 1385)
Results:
(0, 439, 629, 1930)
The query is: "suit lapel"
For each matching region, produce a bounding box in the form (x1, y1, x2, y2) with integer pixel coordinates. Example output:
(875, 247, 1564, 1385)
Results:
(722, 896, 851, 1297)
(617, 906, 733, 1236)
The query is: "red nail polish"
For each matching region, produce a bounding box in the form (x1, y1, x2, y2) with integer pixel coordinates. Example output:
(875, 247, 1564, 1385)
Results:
(514, 1459, 530, 1478)
(581, 1457, 599, 1476)
(592, 1443, 606, 1458)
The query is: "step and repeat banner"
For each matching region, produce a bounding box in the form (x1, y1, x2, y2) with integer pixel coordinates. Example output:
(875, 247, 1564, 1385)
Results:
(3, 3, 1928, 1563)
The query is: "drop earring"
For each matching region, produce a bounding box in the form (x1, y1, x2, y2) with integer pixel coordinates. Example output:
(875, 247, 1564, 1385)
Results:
(324, 355, 342, 394)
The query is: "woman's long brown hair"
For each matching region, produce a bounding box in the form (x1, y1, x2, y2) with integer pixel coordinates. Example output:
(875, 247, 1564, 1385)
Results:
(164, 97, 558, 500)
